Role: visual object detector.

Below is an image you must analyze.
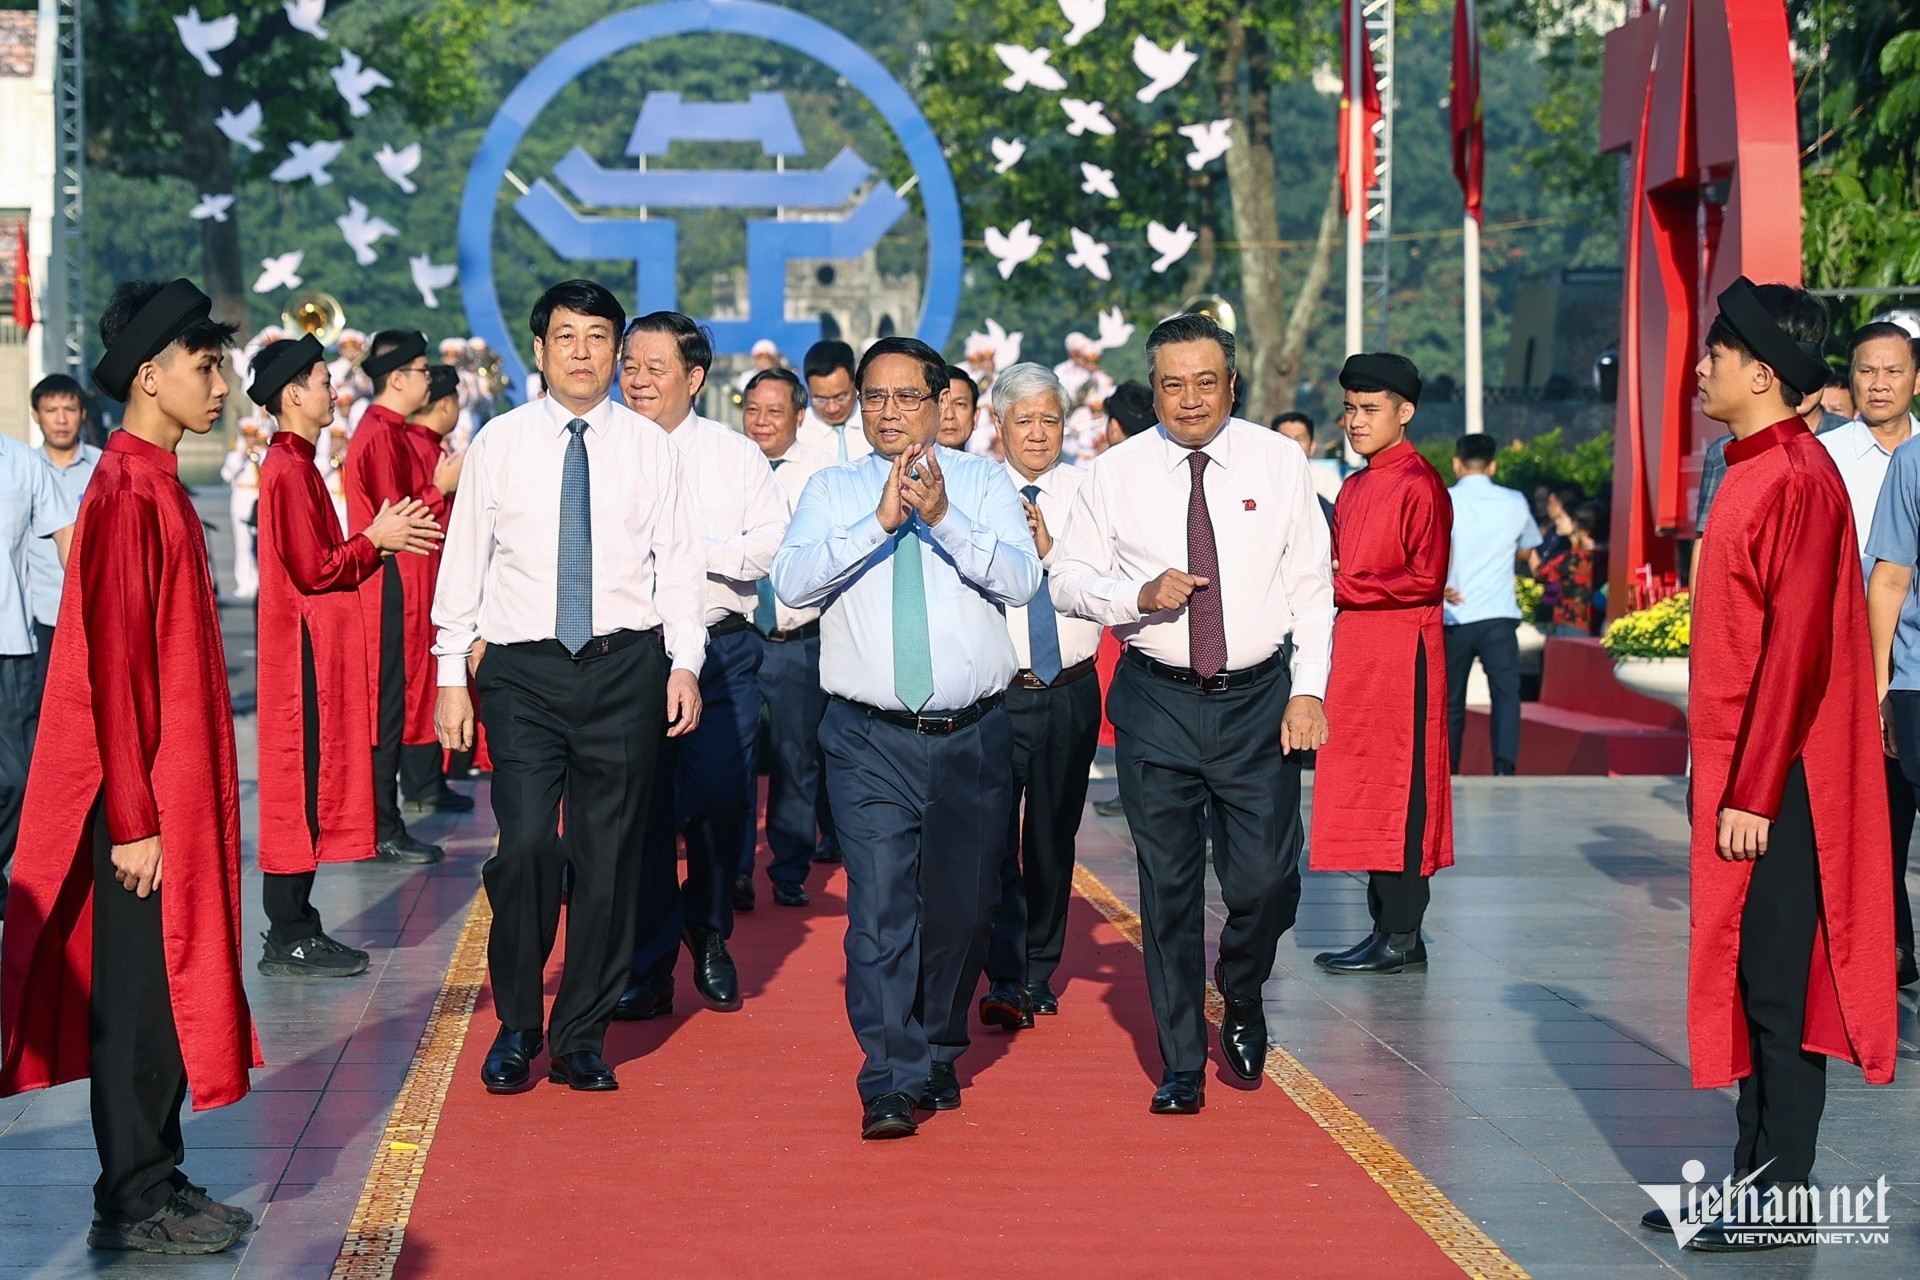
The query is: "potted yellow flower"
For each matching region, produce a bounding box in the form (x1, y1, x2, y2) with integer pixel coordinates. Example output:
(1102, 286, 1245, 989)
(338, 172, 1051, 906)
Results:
(1514, 576, 1546, 659)
(1601, 591, 1690, 710)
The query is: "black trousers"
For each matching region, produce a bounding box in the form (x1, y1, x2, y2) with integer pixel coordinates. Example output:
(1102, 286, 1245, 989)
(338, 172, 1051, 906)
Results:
(371, 560, 409, 844)
(88, 802, 189, 1222)
(0, 650, 41, 921)
(1883, 690, 1920, 956)
(742, 631, 835, 887)
(986, 676, 1102, 988)
(30, 619, 54, 711)
(1733, 761, 1825, 1184)
(264, 624, 325, 945)
(1368, 641, 1433, 936)
(820, 698, 1012, 1102)
(632, 627, 763, 979)
(1110, 658, 1303, 1075)
(1444, 618, 1522, 772)
(476, 632, 666, 1056)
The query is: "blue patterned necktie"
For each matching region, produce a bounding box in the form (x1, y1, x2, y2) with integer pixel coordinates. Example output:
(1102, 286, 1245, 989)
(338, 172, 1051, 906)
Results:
(1021, 483, 1064, 684)
(891, 523, 934, 710)
(754, 459, 784, 632)
(555, 417, 593, 654)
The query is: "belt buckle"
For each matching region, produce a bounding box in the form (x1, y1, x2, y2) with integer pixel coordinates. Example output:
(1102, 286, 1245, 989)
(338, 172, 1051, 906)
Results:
(1198, 671, 1230, 693)
(915, 712, 955, 735)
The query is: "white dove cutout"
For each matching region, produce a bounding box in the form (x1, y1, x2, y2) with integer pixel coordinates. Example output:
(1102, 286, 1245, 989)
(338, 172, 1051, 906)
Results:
(1178, 118, 1234, 169)
(410, 255, 458, 310)
(1095, 306, 1135, 351)
(216, 101, 264, 153)
(253, 251, 305, 294)
(284, 0, 329, 39)
(331, 50, 393, 119)
(982, 220, 1042, 280)
(994, 44, 1067, 93)
(376, 142, 422, 194)
(175, 6, 236, 78)
(270, 139, 345, 186)
(1133, 37, 1198, 104)
(336, 198, 399, 267)
(1059, 0, 1105, 45)
(189, 193, 234, 223)
(1079, 162, 1118, 199)
(1146, 220, 1197, 273)
(989, 137, 1026, 175)
(985, 318, 1023, 371)
(1066, 227, 1112, 281)
(1061, 98, 1115, 137)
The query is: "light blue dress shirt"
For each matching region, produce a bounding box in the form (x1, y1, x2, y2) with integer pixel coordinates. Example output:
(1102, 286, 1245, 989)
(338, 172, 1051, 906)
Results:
(1866, 437, 1920, 691)
(1444, 473, 1542, 625)
(0, 435, 79, 654)
(773, 446, 1042, 713)
(28, 443, 99, 628)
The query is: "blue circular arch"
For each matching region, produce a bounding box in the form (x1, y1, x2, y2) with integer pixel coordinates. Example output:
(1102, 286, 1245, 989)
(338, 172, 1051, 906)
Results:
(457, 0, 963, 396)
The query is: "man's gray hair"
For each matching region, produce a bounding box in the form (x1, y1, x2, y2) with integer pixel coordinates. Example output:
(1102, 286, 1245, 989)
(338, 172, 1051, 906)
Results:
(1145, 312, 1236, 383)
(989, 361, 1071, 421)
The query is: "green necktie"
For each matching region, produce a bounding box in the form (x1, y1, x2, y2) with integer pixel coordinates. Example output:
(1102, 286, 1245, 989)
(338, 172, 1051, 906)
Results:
(892, 523, 934, 711)
(754, 459, 784, 632)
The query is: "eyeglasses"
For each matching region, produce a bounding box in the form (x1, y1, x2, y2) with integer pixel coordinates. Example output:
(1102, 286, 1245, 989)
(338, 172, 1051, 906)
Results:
(813, 390, 855, 407)
(860, 389, 934, 413)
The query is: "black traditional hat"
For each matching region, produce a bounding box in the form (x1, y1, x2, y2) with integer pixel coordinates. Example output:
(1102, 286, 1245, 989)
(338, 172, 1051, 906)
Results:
(1339, 352, 1423, 406)
(425, 363, 460, 405)
(248, 334, 325, 407)
(92, 279, 214, 402)
(1713, 276, 1830, 398)
(361, 330, 428, 381)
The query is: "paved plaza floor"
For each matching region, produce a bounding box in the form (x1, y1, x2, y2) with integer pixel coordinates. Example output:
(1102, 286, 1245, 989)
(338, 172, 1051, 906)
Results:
(0, 494, 1915, 1277)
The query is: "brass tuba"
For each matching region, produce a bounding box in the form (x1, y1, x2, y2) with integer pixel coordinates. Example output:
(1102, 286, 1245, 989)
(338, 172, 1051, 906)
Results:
(282, 291, 345, 346)
(1178, 293, 1237, 333)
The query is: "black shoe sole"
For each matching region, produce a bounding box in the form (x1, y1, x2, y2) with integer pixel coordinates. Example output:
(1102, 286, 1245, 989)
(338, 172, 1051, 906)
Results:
(546, 1070, 618, 1091)
(481, 1073, 537, 1096)
(917, 1094, 961, 1112)
(257, 959, 369, 979)
(979, 1000, 1033, 1030)
(1222, 1050, 1265, 1082)
(733, 900, 756, 913)
(1149, 1097, 1204, 1115)
(1318, 960, 1428, 975)
(695, 986, 743, 1012)
(611, 1001, 672, 1022)
(371, 851, 443, 866)
(772, 893, 810, 907)
(861, 1117, 918, 1139)
(87, 1229, 238, 1255)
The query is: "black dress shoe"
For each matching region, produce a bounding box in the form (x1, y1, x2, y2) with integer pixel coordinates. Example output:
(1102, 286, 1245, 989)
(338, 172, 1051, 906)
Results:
(684, 928, 742, 1010)
(731, 875, 757, 913)
(1899, 948, 1918, 988)
(1215, 960, 1267, 1081)
(979, 981, 1034, 1030)
(403, 788, 474, 815)
(861, 1091, 919, 1139)
(171, 1180, 253, 1230)
(1093, 796, 1126, 817)
(813, 845, 843, 864)
(373, 833, 444, 865)
(1149, 1070, 1204, 1114)
(918, 1061, 961, 1111)
(548, 1049, 618, 1091)
(612, 973, 673, 1021)
(1317, 931, 1427, 975)
(1025, 980, 1060, 1016)
(772, 882, 809, 907)
(480, 1026, 542, 1094)
(1313, 933, 1378, 968)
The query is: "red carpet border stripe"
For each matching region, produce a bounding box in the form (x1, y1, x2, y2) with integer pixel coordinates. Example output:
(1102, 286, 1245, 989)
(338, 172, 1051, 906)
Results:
(330, 889, 494, 1280)
(1070, 864, 1532, 1280)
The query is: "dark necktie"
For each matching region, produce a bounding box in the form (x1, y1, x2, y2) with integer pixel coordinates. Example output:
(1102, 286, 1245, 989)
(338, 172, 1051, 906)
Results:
(555, 418, 593, 654)
(1185, 451, 1226, 678)
(1020, 483, 1063, 684)
(754, 459, 785, 632)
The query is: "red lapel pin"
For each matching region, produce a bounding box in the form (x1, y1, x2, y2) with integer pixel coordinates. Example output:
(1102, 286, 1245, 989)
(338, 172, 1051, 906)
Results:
(1242, 498, 1257, 511)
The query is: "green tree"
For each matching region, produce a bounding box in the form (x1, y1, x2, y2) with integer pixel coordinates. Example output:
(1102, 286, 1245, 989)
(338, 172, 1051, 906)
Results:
(87, 0, 526, 332)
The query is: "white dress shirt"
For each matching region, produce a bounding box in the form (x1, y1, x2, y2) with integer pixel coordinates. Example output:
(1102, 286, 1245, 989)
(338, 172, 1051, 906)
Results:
(431, 392, 707, 682)
(772, 446, 1042, 713)
(1819, 413, 1918, 584)
(763, 440, 838, 631)
(797, 407, 873, 463)
(663, 413, 789, 625)
(1050, 417, 1335, 699)
(1003, 460, 1103, 671)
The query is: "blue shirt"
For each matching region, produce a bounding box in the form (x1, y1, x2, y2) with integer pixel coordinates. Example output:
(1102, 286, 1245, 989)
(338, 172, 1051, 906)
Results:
(1865, 436, 1920, 689)
(28, 443, 100, 627)
(0, 435, 79, 654)
(772, 446, 1042, 713)
(1444, 473, 1541, 625)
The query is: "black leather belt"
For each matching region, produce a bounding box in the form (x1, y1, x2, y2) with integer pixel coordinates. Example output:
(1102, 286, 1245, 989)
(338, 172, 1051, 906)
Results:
(708, 613, 754, 639)
(836, 692, 1004, 735)
(760, 620, 820, 643)
(1123, 646, 1285, 693)
(1012, 656, 1098, 691)
(508, 627, 658, 662)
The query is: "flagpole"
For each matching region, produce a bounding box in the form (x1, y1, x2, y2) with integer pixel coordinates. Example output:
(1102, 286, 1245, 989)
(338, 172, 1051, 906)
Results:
(1345, 0, 1365, 360)
(1464, 212, 1483, 433)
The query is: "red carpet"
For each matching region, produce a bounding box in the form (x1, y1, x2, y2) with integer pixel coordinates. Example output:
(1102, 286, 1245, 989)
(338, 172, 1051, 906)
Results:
(391, 871, 1476, 1278)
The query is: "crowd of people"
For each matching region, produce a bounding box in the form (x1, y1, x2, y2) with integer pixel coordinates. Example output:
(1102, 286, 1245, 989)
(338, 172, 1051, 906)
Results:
(0, 272, 1909, 1256)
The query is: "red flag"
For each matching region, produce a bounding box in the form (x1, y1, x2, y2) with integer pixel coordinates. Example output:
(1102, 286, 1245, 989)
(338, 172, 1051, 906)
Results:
(1339, 0, 1384, 240)
(1450, 0, 1484, 221)
(11, 222, 31, 330)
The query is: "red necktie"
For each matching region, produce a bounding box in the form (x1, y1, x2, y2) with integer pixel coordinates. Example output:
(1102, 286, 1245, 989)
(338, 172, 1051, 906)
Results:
(1186, 451, 1227, 678)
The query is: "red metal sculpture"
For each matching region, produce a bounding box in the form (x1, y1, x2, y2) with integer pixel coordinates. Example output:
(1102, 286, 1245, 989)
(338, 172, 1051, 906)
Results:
(1599, 0, 1804, 609)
